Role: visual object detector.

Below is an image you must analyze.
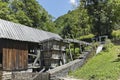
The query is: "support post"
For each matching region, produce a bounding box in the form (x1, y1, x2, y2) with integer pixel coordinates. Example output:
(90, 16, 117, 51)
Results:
(33, 48, 41, 68)
(69, 43, 73, 61)
(79, 43, 82, 54)
(74, 44, 75, 55)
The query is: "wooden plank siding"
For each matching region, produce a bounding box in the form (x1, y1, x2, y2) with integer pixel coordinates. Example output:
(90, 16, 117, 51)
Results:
(0, 39, 28, 71)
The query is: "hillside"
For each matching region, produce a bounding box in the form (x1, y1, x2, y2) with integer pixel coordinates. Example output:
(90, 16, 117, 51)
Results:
(54, 0, 120, 39)
(70, 43, 120, 80)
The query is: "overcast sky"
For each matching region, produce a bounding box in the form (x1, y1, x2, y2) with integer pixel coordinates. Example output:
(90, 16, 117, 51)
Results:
(38, 0, 78, 19)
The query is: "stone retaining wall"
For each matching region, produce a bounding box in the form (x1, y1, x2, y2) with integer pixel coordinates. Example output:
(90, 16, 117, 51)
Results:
(48, 50, 93, 80)
(12, 72, 49, 80)
(0, 72, 49, 80)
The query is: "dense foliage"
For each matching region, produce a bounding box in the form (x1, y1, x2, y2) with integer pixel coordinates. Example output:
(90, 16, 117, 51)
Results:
(54, 8, 91, 39)
(112, 30, 120, 40)
(55, 0, 120, 39)
(0, 0, 55, 32)
(85, 0, 120, 37)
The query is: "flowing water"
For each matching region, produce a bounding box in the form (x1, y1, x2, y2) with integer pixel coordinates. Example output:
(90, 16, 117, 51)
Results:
(96, 45, 104, 54)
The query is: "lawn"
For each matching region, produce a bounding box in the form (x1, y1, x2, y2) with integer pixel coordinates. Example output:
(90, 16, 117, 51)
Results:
(70, 44, 120, 80)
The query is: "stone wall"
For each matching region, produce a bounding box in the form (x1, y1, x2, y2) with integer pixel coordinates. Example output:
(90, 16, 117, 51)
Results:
(1, 71, 12, 80)
(12, 72, 49, 80)
(48, 50, 93, 80)
(0, 71, 49, 80)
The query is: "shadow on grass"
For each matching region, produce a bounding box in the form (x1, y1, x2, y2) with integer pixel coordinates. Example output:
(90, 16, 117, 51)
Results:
(112, 58, 120, 62)
(89, 75, 96, 80)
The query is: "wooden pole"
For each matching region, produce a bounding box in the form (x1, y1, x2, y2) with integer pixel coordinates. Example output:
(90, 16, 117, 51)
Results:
(79, 43, 82, 54)
(33, 48, 40, 68)
(74, 44, 75, 55)
(69, 43, 73, 61)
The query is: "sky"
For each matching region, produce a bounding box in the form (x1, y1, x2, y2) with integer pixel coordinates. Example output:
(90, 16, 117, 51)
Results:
(38, 0, 78, 19)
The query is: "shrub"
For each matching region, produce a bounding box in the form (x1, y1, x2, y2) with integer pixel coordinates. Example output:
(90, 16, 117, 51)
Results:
(112, 30, 120, 40)
(92, 42, 99, 50)
(78, 34, 95, 42)
(103, 39, 114, 52)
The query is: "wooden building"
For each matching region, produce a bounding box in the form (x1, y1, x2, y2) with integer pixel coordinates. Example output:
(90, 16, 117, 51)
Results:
(0, 39, 28, 71)
(40, 38, 68, 69)
(0, 19, 62, 71)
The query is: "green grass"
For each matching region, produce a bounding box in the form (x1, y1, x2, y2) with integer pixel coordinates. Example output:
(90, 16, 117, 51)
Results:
(70, 45, 120, 80)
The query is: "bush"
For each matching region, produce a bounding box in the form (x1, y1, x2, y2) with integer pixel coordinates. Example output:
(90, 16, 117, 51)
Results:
(112, 30, 120, 40)
(103, 39, 114, 52)
(78, 34, 95, 42)
(92, 42, 99, 49)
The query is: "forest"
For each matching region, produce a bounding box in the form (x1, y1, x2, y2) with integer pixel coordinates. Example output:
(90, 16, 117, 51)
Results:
(55, 0, 120, 40)
(0, 0, 120, 40)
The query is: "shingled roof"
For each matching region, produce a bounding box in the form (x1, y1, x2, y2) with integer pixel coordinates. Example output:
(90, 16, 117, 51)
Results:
(0, 19, 62, 43)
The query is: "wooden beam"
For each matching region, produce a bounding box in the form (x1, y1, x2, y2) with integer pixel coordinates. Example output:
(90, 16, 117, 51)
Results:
(33, 49, 41, 67)
(28, 54, 37, 57)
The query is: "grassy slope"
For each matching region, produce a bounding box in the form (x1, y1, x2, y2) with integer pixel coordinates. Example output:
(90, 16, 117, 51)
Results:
(70, 45, 120, 80)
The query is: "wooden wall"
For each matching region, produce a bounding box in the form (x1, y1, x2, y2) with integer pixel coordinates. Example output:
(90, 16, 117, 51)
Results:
(0, 39, 28, 71)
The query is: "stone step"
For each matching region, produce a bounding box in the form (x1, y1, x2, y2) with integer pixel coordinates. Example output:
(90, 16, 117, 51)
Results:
(2, 71, 12, 80)
(0, 71, 12, 80)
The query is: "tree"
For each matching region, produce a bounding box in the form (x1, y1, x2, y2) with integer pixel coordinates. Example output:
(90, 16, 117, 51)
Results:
(55, 1, 91, 39)
(10, 0, 33, 26)
(22, 0, 55, 32)
(78, 0, 91, 36)
(0, 0, 56, 32)
(109, 0, 120, 30)
(84, 0, 118, 37)
(0, 1, 17, 22)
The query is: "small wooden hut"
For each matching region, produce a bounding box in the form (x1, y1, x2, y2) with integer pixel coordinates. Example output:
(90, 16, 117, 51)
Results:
(0, 19, 62, 71)
(40, 38, 68, 69)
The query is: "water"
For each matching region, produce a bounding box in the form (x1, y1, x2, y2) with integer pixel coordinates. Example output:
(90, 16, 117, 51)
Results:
(96, 45, 104, 54)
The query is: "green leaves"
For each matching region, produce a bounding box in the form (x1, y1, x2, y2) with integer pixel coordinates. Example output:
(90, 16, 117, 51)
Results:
(15, 10, 33, 26)
(85, 0, 120, 37)
(54, 0, 120, 38)
(0, 0, 55, 32)
(55, 8, 91, 39)
(112, 30, 120, 40)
